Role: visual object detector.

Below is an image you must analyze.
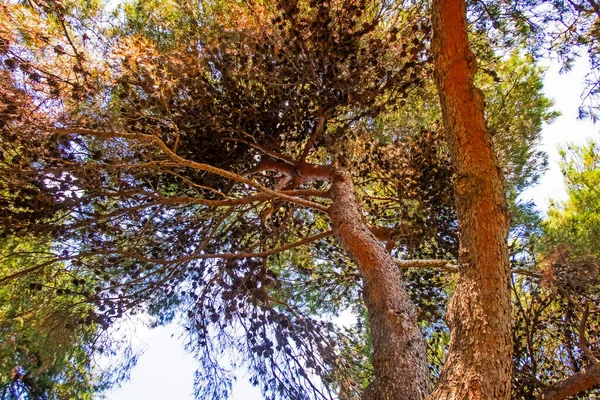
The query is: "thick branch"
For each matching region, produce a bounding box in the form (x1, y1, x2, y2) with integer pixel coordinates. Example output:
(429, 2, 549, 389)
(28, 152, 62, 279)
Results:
(328, 168, 430, 399)
(537, 363, 600, 400)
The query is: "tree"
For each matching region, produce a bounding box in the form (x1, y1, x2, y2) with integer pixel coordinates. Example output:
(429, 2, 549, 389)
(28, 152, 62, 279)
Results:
(500, 141, 600, 400)
(546, 141, 600, 258)
(0, 0, 587, 399)
(0, 1, 446, 397)
(0, 237, 134, 400)
(525, 140, 600, 400)
(429, 0, 512, 397)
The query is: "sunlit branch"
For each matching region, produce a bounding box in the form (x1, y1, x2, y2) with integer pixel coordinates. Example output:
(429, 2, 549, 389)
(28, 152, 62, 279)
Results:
(395, 259, 459, 272)
(394, 261, 551, 278)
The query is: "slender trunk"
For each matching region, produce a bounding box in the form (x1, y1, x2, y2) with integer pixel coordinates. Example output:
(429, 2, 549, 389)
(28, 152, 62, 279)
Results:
(328, 168, 431, 400)
(429, 0, 512, 399)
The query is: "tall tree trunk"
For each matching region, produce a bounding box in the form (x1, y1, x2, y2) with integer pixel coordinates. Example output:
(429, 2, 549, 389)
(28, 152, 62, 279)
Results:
(329, 168, 431, 400)
(429, 0, 513, 399)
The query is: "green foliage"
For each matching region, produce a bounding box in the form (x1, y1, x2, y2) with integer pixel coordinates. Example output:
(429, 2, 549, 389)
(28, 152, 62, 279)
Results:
(483, 50, 557, 239)
(468, 0, 600, 120)
(510, 140, 600, 398)
(546, 140, 600, 257)
(0, 236, 134, 399)
(484, 51, 557, 195)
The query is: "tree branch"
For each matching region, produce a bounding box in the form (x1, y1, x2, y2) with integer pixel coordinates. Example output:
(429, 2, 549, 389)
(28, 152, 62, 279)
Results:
(129, 189, 330, 208)
(245, 156, 333, 183)
(222, 137, 297, 164)
(53, 128, 329, 213)
(395, 259, 459, 272)
(537, 363, 600, 400)
(511, 267, 543, 279)
(393, 261, 550, 278)
(298, 107, 325, 164)
(578, 299, 600, 364)
(0, 231, 334, 285)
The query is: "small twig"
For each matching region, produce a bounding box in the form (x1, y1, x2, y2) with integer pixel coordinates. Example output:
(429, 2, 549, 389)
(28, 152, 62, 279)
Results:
(298, 107, 325, 164)
(511, 267, 543, 279)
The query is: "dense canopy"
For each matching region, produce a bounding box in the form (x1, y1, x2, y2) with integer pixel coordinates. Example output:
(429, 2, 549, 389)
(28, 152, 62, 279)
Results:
(0, 0, 599, 399)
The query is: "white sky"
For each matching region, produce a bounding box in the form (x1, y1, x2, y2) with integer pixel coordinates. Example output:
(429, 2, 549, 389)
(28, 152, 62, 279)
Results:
(104, 58, 599, 400)
(103, 322, 263, 400)
(520, 58, 600, 211)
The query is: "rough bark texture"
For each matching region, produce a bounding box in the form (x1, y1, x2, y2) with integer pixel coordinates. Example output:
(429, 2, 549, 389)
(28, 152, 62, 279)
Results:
(429, 0, 513, 399)
(328, 168, 431, 400)
(537, 363, 600, 400)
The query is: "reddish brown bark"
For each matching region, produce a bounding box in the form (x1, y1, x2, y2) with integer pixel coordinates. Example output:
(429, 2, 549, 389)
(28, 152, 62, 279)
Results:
(429, 0, 513, 399)
(328, 168, 431, 400)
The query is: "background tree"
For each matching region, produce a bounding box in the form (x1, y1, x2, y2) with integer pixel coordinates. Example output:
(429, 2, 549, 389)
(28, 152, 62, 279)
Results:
(545, 141, 600, 257)
(507, 140, 600, 399)
(0, 237, 134, 400)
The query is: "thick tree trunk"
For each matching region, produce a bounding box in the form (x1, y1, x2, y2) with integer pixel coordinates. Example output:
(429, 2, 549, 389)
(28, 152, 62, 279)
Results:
(429, 0, 513, 399)
(329, 168, 431, 400)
